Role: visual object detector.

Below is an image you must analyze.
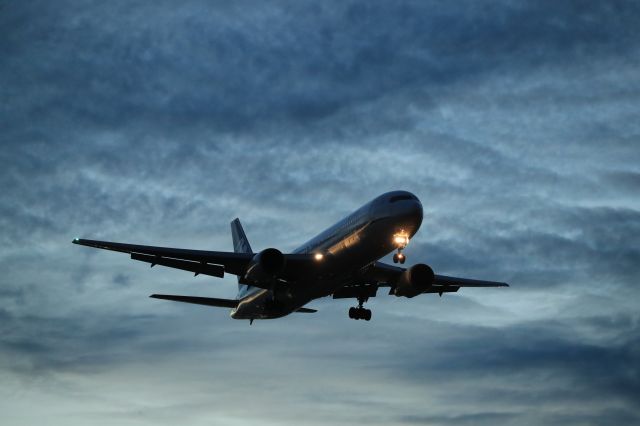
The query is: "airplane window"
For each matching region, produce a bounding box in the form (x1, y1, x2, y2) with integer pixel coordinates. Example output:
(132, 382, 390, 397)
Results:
(389, 195, 414, 203)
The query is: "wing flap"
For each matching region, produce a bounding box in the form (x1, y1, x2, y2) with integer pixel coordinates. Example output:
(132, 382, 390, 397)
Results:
(434, 275, 509, 287)
(132, 253, 224, 278)
(74, 238, 251, 275)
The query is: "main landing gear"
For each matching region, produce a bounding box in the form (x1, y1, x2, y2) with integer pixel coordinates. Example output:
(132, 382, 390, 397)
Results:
(392, 231, 409, 264)
(349, 298, 372, 321)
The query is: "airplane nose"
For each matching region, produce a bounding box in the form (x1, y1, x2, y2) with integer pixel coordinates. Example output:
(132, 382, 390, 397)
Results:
(410, 199, 423, 228)
(395, 199, 423, 231)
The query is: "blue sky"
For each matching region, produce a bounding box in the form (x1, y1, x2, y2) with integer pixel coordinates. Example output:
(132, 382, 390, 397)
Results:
(1, 1, 639, 425)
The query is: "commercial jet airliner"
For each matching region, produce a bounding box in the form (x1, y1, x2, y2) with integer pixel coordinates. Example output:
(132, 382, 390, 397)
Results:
(73, 191, 508, 322)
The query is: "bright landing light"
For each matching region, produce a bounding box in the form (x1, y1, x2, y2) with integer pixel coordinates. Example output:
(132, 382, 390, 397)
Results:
(393, 233, 409, 246)
(314, 253, 324, 261)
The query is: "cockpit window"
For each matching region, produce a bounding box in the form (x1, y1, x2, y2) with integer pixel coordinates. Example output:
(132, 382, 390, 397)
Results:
(389, 195, 415, 203)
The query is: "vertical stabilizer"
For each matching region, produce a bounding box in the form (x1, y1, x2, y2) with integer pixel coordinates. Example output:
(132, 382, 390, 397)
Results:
(231, 218, 253, 254)
(231, 218, 253, 297)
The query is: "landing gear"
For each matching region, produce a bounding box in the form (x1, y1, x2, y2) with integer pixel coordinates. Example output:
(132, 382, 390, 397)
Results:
(348, 307, 372, 321)
(392, 231, 409, 264)
(348, 298, 372, 321)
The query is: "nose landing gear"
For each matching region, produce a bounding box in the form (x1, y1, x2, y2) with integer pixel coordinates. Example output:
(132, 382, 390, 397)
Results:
(392, 231, 409, 264)
(348, 297, 372, 321)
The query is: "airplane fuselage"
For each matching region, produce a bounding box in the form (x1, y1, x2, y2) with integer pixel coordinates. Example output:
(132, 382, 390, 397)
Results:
(231, 191, 423, 320)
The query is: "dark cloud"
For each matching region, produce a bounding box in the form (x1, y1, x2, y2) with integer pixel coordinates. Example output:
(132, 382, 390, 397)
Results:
(112, 273, 131, 287)
(3, 0, 639, 136)
(418, 205, 640, 291)
(1, 0, 639, 424)
(604, 171, 640, 194)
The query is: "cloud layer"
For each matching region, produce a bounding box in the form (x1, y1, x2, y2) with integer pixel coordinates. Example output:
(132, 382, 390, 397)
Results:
(2, 1, 639, 424)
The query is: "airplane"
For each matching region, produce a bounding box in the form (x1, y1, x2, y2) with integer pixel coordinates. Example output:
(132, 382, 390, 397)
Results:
(73, 190, 508, 322)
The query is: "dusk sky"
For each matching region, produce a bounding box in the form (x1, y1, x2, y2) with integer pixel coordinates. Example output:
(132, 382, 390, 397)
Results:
(2, 1, 639, 425)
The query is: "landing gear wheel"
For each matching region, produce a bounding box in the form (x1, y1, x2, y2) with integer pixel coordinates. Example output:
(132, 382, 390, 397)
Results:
(363, 309, 372, 321)
(348, 304, 372, 321)
(394, 252, 406, 264)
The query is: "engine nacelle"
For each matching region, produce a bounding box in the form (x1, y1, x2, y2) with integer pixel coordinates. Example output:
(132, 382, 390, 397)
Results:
(394, 263, 434, 298)
(244, 248, 286, 283)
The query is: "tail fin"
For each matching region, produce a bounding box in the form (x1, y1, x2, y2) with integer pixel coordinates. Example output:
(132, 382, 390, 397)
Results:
(231, 218, 253, 254)
(231, 218, 253, 297)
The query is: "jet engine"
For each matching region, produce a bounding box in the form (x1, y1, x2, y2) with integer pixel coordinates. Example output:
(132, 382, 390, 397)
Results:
(244, 248, 286, 282)
(394, 263, 434, 298)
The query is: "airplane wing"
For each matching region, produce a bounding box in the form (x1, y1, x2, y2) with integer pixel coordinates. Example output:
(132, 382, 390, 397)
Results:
(72, 238, 318, 283)
(367, 261, 508, 287)
(333, 261, 508, 300)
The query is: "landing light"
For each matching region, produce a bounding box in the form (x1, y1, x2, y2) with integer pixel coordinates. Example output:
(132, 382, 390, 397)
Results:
(314, 253, 324, 261)
(393, 233, 409, 246)
(394, 236, 407, 245)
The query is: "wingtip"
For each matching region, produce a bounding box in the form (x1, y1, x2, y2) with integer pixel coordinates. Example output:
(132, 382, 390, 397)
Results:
(72, 238, 81, 244)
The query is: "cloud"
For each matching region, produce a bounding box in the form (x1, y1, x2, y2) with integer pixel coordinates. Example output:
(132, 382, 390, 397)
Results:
(1, 0, 639, 424)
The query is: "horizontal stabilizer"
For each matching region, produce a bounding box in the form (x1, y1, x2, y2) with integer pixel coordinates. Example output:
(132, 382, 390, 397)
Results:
(150, 294, 238, 308)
